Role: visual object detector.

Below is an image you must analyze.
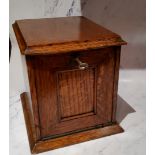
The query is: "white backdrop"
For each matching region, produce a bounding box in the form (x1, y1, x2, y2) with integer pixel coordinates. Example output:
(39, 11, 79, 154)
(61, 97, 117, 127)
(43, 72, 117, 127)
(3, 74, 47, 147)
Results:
(9, 0, 81, 97)
(81, 0, 146, 69)
(10, 0, 145, 96)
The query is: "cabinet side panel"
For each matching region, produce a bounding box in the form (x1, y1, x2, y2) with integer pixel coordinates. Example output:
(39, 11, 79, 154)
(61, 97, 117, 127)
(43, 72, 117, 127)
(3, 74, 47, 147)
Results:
(96, 50, 116, 123)
(21, 56, 32, 110)
(26, 56, 41, 140)
(112, 46, 121, 122)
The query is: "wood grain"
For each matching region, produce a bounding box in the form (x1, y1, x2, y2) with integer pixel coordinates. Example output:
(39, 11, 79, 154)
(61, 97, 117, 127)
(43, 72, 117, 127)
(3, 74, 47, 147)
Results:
(96, 50, 115, 123)
(26, 48, 116, 139)
(21, 92, 124, 154)
(20, 93, 36, 152)
(112, 47, 121, 122)
(13, 16, 126, 154)
(57, 68, 95, 119)
(13, 16, 126, 55)
(32, 124, 124, 154)
(26, 56, 41, 140)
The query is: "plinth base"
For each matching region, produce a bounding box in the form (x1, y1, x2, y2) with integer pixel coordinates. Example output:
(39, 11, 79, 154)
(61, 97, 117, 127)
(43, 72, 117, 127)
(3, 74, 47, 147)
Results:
(21, 92, 124, 154)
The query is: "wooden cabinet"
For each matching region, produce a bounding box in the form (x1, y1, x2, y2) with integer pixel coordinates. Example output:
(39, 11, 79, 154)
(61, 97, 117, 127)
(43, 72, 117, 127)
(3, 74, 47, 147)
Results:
(13, 16, 126, 154)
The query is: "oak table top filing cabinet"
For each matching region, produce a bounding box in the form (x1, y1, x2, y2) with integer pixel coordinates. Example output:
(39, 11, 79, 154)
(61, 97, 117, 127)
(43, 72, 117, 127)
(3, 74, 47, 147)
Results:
(13, 16, 127, 154)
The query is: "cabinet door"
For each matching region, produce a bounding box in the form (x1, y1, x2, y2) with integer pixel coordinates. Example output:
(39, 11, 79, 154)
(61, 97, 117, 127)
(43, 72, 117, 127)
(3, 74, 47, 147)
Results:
(27, 47, 117, 139)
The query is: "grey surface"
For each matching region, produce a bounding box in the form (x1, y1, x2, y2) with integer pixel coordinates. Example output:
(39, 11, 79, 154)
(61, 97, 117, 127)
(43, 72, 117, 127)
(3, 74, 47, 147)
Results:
(81, 0, 146, 69)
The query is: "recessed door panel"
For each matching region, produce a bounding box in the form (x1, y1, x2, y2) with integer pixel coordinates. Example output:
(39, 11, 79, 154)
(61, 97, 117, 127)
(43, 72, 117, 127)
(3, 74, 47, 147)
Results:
(57, 68, 96, 120)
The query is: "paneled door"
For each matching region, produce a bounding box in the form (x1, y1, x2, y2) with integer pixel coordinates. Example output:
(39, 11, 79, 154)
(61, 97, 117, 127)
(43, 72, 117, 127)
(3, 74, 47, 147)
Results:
(27, 47, 116, 139)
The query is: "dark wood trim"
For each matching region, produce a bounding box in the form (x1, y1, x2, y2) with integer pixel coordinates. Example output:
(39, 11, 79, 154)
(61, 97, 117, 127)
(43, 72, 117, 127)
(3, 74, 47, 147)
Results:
(20, 92, 124, 154)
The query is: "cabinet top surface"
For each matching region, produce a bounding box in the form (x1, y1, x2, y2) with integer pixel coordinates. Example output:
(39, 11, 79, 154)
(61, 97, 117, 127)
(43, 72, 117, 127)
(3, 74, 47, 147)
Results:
(13, 16, 126, 55)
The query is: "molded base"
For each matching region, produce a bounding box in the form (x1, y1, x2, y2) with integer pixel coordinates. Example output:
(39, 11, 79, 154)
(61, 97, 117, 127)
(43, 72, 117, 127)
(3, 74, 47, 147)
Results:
(21, 92, 124, 154)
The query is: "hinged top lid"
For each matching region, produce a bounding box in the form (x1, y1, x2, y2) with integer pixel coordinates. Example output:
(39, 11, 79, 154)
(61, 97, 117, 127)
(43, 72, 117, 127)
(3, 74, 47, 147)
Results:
(13, 16, 126, 55)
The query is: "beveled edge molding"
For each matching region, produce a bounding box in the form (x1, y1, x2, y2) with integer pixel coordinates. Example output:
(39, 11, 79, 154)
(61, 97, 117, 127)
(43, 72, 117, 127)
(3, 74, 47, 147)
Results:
(20, 92, 124, 154)
(24, 38, 126, 55)
(13, 21, 127, 56)
(32, 124, 124, 154)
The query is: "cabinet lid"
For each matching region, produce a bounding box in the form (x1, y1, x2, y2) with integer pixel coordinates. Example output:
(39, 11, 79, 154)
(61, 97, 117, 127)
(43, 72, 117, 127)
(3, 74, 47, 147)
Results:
(13, 16, 126, 55)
